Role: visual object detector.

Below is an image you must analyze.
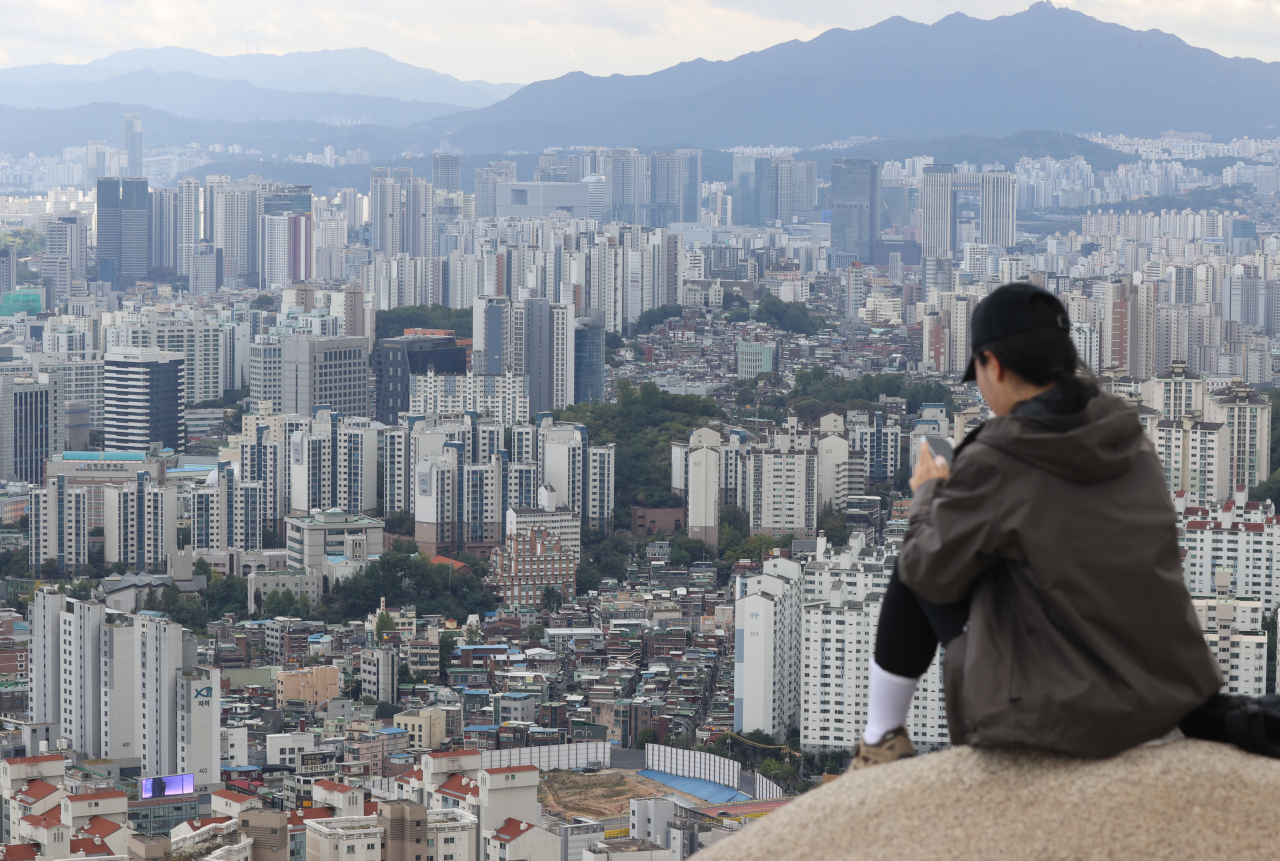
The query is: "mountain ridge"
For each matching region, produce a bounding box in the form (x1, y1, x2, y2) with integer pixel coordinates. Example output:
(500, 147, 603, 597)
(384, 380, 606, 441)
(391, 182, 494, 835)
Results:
(0, 69, 464, 127)
(413, 2, 1280, 150)
(0, 46, 521, 108)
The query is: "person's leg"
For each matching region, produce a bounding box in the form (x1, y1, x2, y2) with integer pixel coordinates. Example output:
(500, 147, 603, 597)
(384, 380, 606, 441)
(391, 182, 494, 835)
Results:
(866, 566, 971, 745)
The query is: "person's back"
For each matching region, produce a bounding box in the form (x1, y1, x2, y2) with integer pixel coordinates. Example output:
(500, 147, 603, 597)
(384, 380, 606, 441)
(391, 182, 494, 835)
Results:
(901, 390, 1220, 755)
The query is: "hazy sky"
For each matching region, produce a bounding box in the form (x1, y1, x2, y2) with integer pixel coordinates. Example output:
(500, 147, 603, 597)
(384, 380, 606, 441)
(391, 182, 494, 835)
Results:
(1, 0, 1278, 83)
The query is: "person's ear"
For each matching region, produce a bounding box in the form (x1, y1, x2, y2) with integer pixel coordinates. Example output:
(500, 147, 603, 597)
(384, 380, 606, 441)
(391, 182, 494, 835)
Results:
(983, 351, 1004, 382)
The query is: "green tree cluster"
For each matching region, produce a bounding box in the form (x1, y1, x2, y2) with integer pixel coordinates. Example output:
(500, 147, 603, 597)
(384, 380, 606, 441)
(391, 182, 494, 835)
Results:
(0, 228, 43, 258)
(317, 547, 496, 624)
(557, 379, 723, 518)
(816, 500, 853, 548)
(262, 588, 311, 619)
(753, 293, 821, 335)
(635, 305, 684, 334)
(375, 305, 473, 339)
(737, 367, 955, 425)
(205, 565, 248, 621)
(383, 510, 415, 535)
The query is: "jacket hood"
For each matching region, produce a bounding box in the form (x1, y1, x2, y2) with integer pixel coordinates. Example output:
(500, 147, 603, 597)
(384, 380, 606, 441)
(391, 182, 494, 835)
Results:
(976, 393, 1145, 484)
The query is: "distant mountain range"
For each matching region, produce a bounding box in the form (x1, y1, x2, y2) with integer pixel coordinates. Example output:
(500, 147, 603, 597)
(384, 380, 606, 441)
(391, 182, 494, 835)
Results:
(0, 69, 465, 126)
(3, 3, 1280, 158)
(411, 1, 1280, 150)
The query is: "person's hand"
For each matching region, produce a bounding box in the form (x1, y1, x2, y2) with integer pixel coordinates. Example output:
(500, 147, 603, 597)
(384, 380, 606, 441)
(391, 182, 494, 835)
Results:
(910, 438, 950, 492)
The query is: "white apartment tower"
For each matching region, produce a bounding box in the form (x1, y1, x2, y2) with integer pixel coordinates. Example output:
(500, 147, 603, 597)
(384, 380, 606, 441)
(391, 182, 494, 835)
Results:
(734, 556, 803, 741)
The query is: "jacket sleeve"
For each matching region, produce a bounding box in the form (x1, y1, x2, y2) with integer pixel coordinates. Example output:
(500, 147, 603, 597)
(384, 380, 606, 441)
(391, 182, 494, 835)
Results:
(898, 445, 1010, 605)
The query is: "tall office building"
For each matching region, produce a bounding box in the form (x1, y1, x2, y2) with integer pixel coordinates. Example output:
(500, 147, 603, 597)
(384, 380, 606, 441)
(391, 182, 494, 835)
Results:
(675, 149, 703, 223)
(86, 139, 109, 189)
(278, 335, 369, 417)
(0, 374, 65, 484)
(649, 152, 684, 227)
(830, 159, 881, 262)
(772, 154, 795, 224)
(523, 298, 575, 416)
(120, 177, 150, 282)
(103, 348, 187, 453)
(122, 113, 143, 177)
(432, 153, 461, 193)
(792, 160, 818, 214)
(96, 177, 123, 286)
(99, 177, 149, 286)
(920, 164, 958, 260)
(732, 155, 773, 227)
(979, 171, 1017, 250)
(573, 324, 605, 404)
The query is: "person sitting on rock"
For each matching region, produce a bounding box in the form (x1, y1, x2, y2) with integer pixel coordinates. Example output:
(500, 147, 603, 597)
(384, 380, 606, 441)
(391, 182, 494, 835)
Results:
(855, 282, 1222, 767)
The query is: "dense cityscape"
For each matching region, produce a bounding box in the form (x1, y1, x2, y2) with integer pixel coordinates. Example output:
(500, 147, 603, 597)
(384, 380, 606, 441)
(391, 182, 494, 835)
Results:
(1, 2, 1279, 859)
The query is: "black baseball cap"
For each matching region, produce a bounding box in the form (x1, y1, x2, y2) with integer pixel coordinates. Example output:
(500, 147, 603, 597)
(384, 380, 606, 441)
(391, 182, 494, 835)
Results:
(962, 283, 1070, 382)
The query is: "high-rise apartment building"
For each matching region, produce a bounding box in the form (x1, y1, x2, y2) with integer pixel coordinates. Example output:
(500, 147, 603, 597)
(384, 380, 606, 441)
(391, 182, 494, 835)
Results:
(192, 462, 265, 552)
(103, 471, 177, 572)
(734, 557, 803, 741)
(103, 347, 187, 453)
(44, 214, 89, 300)
(979, 171, 1017, 249)
(474, 161, 517, 219)
(176, 176, 203, 276)
(211, 179, 263, 287)
(149, 186, 179, 271)
(288, 410, 379, 516)
(1205, 379, 1272, 490)
(262, 212, 312, 289)
(190, 241, 224, 294)
(29, 475, 92, 575)
(470, 297, 576, 415)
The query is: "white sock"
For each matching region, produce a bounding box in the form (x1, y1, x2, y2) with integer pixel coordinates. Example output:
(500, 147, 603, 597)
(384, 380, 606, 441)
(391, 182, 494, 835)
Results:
(864, 662, 920, 745)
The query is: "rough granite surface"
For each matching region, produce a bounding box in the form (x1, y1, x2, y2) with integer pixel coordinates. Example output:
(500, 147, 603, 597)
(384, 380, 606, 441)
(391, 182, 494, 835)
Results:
(694, 739, 1280, 860)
